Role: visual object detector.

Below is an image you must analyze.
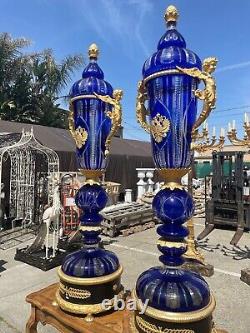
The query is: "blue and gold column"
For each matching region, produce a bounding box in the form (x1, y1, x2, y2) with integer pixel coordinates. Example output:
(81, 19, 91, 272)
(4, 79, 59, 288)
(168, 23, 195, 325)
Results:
(56, 44, 123, 322)
(132, 5, 225, 333)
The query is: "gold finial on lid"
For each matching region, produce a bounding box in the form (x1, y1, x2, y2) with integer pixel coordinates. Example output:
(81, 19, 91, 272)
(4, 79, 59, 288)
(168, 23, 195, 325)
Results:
(88, 43, 99, 59)
(164, 5, 179, 24)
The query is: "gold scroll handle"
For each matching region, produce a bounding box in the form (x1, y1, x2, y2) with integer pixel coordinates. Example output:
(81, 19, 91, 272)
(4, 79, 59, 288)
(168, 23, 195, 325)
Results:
(68, 101, 88, 149)
(136, 80, 150, 134)
(136, 80, 170, 143)
(176, 57, 218, 135)
(94, 90, 123, 156)
(136, 57, 217, 139)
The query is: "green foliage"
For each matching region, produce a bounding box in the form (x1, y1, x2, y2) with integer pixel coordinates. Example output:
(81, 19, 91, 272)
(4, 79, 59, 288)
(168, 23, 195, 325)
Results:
(0, 33, 83, 128)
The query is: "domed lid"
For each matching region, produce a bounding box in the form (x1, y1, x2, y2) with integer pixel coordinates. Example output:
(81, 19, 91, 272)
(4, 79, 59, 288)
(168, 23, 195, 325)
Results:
(142, 5, 202, 79)
(62, 248, 120, 278)
(70, 43, 113, 97)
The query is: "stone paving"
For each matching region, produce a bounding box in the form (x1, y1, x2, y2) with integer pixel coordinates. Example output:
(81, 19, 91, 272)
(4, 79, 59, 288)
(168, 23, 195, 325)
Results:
(0, 217, 250, 333)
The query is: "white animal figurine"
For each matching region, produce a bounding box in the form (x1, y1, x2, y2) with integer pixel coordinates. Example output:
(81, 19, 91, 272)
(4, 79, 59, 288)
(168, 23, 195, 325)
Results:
(44, 185, 62, 258)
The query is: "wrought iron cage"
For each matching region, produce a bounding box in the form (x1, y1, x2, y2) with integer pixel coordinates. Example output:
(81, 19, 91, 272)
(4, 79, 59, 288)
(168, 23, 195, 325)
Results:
(0, 128, 59, 228)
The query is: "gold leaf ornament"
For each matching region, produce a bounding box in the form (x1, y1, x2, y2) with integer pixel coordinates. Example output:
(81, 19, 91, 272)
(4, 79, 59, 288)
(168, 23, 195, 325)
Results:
(133, 315, 194, 333)
(59, 282, 91, 300)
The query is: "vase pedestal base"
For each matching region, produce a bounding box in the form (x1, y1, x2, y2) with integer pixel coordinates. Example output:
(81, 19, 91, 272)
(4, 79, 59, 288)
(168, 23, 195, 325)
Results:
(130, 310, 229, 333)
(56, 264, 124, 318)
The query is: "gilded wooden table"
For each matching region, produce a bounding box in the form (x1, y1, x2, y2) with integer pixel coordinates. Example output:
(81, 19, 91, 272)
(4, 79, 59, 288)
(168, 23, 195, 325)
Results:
(25, 283, 130, 333)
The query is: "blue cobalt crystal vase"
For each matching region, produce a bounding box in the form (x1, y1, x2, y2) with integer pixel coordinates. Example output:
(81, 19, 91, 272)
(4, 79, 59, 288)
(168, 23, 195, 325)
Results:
(56, 44, 123, 321)
(134, 5, 218, 333)
(68, 44, 123, 170)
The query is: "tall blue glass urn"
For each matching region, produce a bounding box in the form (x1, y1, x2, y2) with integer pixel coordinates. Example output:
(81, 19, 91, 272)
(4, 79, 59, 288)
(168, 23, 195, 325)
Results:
(133, 5, 219, 333)
(56, 44, 123, 322)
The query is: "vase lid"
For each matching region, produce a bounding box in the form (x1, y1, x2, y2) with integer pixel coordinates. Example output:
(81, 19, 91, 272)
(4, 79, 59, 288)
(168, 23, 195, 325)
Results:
(70, 43, 113, 98)
(142, 5, 202, 80)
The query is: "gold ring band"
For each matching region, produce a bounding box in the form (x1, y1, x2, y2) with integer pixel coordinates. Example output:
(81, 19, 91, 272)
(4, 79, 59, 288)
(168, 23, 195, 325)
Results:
(144, 69, 182, 84)
(157, 240, 187, 248)
(58, 265, 123, 286)
(71, 95, 97, 102)
(132, 289, 216, 323)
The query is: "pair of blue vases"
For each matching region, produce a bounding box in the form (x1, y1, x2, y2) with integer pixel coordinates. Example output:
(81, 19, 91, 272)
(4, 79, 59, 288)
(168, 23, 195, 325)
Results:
(56, 5, 218, 333)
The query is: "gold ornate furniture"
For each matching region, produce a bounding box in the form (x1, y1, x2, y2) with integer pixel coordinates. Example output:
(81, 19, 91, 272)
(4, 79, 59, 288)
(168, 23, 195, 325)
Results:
(25, 283, 130, 333)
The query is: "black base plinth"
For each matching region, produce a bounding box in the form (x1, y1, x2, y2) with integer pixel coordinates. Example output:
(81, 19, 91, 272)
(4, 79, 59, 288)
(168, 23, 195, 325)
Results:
(132, 311, 214, 333)
(182, 259, 214, 277)
(56, 265, 124, 319)
(241, 268, 250, 286)
(15, 246, 66, 271)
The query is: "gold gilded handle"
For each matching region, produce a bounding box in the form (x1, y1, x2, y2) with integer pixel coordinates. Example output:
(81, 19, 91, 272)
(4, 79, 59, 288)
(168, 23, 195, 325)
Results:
(94, 90, 123, 156)
(136, 80, 170, 143)
(136, 80, 150, 133)
(176, 57, 218, 134)
(68, 101, 88, 149)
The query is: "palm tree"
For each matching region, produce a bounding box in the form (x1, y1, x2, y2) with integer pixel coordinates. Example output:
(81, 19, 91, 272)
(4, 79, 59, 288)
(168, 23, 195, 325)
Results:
(0, 33, 84, 128)
(0, 33, 31, 119)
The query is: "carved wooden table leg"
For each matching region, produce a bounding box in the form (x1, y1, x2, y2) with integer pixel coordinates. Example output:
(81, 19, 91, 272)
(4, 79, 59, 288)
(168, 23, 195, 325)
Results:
(26, 305, 38, 333)
(26, 283, 131, 333)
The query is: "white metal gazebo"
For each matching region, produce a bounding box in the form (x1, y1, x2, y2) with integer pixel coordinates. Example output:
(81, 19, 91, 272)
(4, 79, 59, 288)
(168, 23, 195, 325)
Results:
(0, 128, 59, 228)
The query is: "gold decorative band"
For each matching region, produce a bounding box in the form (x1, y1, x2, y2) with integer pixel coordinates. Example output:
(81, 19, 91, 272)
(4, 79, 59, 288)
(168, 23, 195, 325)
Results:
(59, 282, 91, 300)
(79, 169, 104, 178)
(71, 93, 118, 103)
(157, 239, 187, 249)
(130, 314, 139, 333)
(132, 290, 216, 323)
(158, 168, 189, 181)
(79, 226, 102, 232)
(71, 94, 98, 102)
(56, 290, 122, 315)
(58, 265, 123, 286)
(130, 315, 228, 333)
(161, 182, 185, 190)
(78, 169, 104, 185)
(135, 315, 194, 333)
(144, 69, 182, 84)
(158, 168, 189, 189)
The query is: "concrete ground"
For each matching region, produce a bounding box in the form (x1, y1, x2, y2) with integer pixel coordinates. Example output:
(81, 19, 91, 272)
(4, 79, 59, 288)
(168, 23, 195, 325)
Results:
(0, 217, 250, 333)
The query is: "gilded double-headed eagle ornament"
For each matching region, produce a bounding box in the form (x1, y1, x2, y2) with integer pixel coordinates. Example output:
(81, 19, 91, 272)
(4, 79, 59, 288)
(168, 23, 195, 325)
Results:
(68, 89, 123, 154)
(68, 104, 88, 149)
(151, 113, 170, 143)
(136, 80, 170, 143)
